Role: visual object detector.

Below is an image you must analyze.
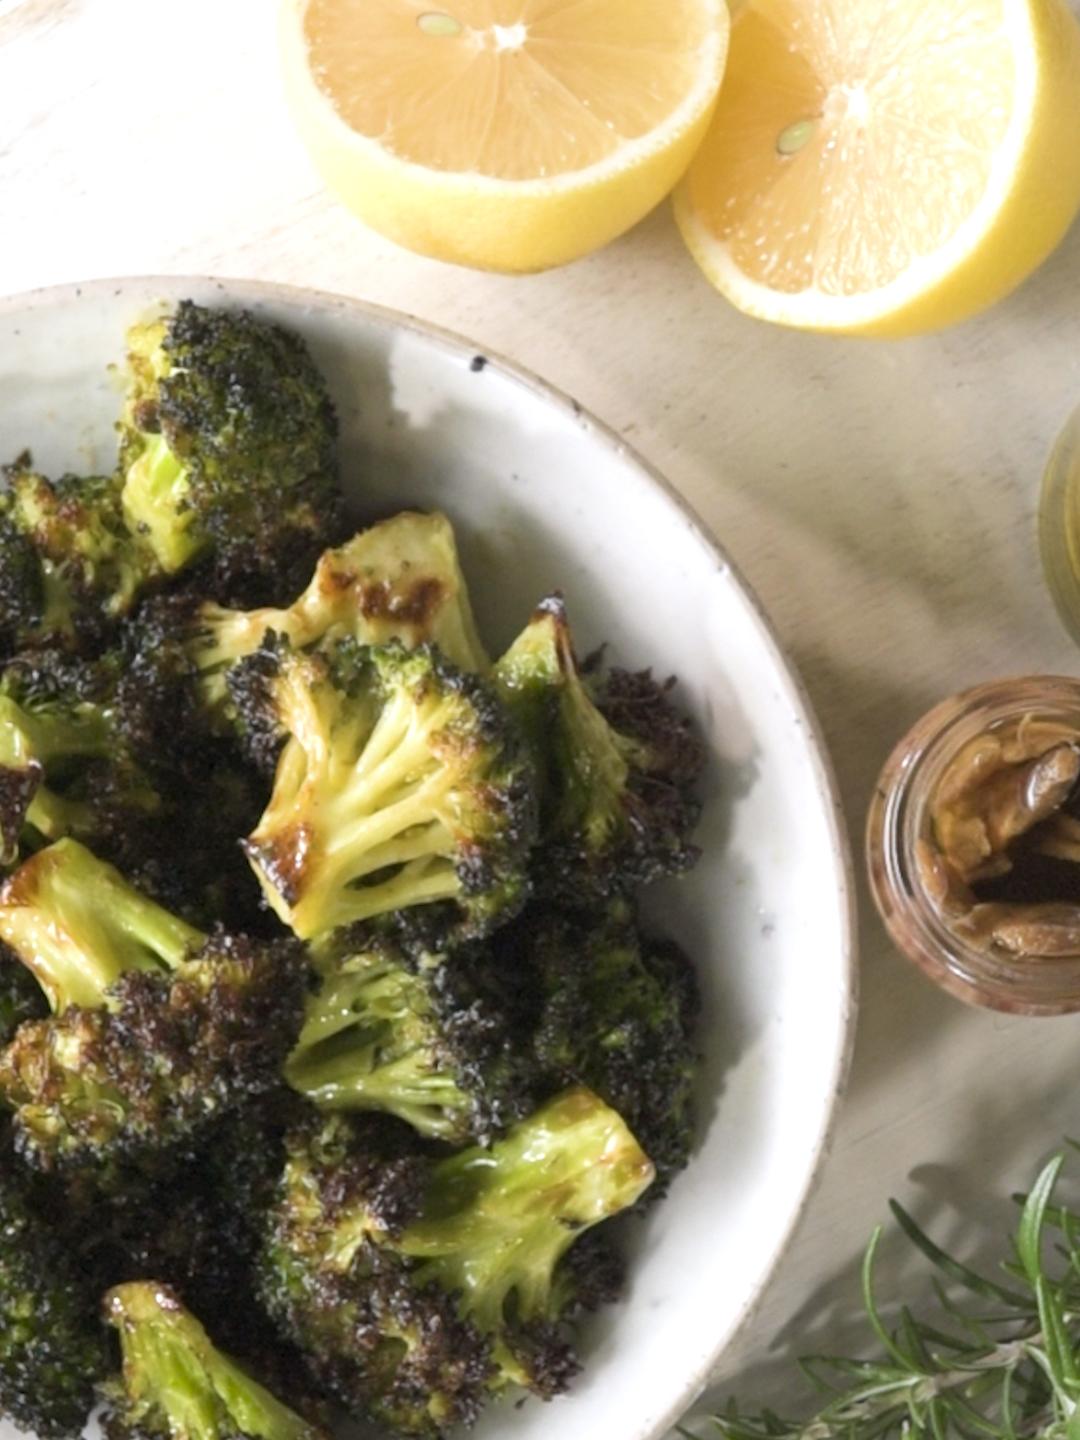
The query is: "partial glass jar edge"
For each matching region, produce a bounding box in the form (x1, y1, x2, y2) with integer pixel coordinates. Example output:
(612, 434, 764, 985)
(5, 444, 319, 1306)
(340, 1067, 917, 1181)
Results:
(1039, 402, 1080, 651)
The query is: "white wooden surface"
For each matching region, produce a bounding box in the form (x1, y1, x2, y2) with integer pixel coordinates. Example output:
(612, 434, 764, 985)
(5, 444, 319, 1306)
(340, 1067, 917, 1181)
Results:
(6, 0, 1080, 1424)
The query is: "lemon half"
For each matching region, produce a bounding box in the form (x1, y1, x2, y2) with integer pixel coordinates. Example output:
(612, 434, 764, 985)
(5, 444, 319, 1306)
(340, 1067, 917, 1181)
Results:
(282, 0, 730, 273)
(674, 0, 1080, 336)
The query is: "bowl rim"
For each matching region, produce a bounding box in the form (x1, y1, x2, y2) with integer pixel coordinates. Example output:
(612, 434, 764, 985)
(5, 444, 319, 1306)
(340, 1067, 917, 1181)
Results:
(0, 273, 859, 1430)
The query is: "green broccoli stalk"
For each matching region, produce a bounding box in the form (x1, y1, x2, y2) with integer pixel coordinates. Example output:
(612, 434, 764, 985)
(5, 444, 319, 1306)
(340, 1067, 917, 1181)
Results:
(259, 1091, 653, 1437)
(0, 1165, 110, 1438)
(119, 301, 343, 604)
(493, 595, 704, 901)
(0, 839, 309, 1169)
(238, 637, 537, 942)
(102, 1283, 324, 1440)
(285, 941, 536, 1144)
(0, 838, 200, 1010)
(0, 456, 159, 655)
(182, 511, 490, 723)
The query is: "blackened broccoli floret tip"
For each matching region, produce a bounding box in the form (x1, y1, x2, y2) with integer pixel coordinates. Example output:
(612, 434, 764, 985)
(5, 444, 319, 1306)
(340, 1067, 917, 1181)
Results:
(506, 904, 699, 1193)
(125, 301, 344, 606)
(226, 631, 295, 772)
(0, 1170, 109, 1438)
(0, 924, 311, 1171)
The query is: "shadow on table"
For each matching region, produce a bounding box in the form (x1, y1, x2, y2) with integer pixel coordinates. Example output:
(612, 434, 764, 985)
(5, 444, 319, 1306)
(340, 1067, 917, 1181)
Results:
(681, 1069, 1080, 1428)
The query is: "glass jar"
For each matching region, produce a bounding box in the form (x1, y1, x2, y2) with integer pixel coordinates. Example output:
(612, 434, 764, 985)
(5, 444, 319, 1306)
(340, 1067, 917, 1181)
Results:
(1039, 402, 1080, 646)
(866, 676, 1080, 1016)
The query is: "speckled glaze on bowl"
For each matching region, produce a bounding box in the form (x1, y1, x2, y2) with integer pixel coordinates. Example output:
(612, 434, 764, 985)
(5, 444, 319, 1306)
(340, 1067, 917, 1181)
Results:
(0, 277, 857, 1440)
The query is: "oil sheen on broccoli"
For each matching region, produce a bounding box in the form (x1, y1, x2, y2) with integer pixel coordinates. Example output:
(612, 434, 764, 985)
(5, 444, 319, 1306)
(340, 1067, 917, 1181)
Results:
(0, 839, 309, 1170)
(238, 637, 537, 941)
(285, 937, 535, 1145)
(102, 1283, 325, 1440)
(494, 595, 704, 901)
(119, 300, 343, 604)
(260, 1089, 653, 1437)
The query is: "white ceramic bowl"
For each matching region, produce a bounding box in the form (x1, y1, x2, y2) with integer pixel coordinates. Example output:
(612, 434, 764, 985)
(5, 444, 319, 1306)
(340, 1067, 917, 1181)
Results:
(0, 278, 856, 1440)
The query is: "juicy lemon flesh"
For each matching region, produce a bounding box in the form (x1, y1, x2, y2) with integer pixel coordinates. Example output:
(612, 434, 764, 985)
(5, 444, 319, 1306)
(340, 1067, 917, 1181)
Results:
(283, 0, 729, 271)
(676, 0, 1080, 334)
(689, 0, 1012, 297)
(303, 0, 717, 181)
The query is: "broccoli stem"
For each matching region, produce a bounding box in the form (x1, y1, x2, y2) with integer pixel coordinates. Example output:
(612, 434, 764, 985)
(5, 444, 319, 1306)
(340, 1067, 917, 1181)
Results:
(0, 696, 115, 862)
(401, 1087, 655, 1331)
(252, 689, 472, 936)
(0, 696, 111, 770)
(105, 1283, 320, 1440)
(121, 434, 204, 574)
(0, 840, 204, 1011)
(289, 1044, 468, 1138)
(285, 963, 473, 1140)
(24, 788, 98, 844)
(289, 856, 461, 938)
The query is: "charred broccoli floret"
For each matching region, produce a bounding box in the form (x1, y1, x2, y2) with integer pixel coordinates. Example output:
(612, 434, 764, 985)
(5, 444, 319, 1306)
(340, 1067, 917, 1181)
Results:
(286, 939, 536, 1145)
(40, 1092, 319, 1398)
(0, 456, 158, 655)
(493, 595, 704, 900)
(0, 648, 161, 872)
(102, 1283, 325, 1440)
(260, 1090, 654, 1436)
(181, 512, 490, 723)
(0, 1164, 110, 1438)
(502, 900, 700, 1191)
(0, 514, 44, 656)
(106, 617, 273, 931)
(0, 840, 309, 1169)
(119, 301, 343, 604)
(238, 637, 537, 941)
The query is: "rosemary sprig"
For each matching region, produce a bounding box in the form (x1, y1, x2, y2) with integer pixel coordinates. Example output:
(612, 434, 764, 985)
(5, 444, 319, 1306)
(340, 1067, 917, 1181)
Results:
(688, 1151, 1080, 1440)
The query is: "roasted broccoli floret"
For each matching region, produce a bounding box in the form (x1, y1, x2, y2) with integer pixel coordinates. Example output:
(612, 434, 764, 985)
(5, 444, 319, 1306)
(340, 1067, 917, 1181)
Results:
(501, 900, 699, 1191)
(0, 648, 161, 872)
(260, 1090, 654, 1436)
(102, 1283, 325, 1440)
(286, 939, 535, 1144)
(0, 840, 309, 1169)
(493, 595, 704, 900)
(180, 512, 490, 722)
(0, 513, 44, 656)
(238, 637, 537, 941)
(106, 617, 274, 931)
(119, 301, 343, 604)
(0, 1163, 110, 1438)
(0, 456, 158, 655)
(38, 1091, 319, 1398)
